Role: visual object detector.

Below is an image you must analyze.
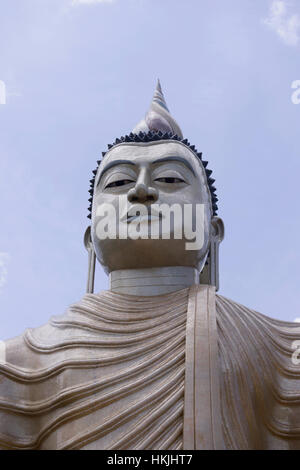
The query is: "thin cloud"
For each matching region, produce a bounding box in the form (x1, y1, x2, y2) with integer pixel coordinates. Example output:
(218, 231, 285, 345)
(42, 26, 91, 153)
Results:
(294, 318, 300, 323)
(71, 0, 115, 5)
(263, 1, 300, 46)
(0, 253, 9, 291)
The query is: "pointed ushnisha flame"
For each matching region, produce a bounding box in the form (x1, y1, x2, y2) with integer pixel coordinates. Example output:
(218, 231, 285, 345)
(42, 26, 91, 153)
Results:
(132, 79, 183, 138)
(87, 81, 219, 219)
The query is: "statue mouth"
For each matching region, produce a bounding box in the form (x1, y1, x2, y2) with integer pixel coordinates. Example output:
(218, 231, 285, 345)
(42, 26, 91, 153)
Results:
(125, 213, 163, 224)
(120, 205, 164, 224)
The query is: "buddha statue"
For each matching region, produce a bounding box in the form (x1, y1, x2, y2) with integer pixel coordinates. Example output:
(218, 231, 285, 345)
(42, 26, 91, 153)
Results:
(1, 81, 300, 450)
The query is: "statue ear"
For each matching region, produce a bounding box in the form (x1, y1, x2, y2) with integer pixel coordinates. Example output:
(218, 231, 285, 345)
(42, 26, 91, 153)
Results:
(199, 217, 225, 291)
(84, 226, 96, 294)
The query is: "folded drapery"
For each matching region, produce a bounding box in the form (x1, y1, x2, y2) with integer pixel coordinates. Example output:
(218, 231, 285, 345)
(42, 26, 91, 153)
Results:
(1, 286, 300, 449)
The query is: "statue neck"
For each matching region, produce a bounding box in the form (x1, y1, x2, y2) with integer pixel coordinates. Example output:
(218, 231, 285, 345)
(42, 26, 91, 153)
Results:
(109, 266, 199, 296)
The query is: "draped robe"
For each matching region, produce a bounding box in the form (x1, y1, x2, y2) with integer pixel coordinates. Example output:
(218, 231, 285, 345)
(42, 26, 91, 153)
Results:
(1, 285, 300, 450)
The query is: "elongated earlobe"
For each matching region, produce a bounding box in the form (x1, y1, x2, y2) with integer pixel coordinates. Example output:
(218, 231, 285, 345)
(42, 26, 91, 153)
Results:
(84, 226, 96, 294)
(200, 217, 224, 291)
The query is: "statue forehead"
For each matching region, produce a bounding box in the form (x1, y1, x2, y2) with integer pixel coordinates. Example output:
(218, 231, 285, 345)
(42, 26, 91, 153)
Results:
(98, 141, 203, 173)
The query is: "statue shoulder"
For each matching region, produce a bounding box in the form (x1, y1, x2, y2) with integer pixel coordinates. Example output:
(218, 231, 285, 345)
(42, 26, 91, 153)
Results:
(216, 293, 299, 333)
(0, 318, 58, 371)
(0, 291, 110, 371)
(216, 294, 300, 448)
(215, 292, 300, 373)
(0, 293, 92, 370)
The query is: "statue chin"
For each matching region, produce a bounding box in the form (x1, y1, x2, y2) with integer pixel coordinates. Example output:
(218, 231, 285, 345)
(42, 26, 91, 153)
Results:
(92, 236, 209, 274)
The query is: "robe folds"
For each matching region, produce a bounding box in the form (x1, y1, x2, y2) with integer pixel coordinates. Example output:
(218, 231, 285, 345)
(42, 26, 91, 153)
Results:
(1, 285, 300, 450)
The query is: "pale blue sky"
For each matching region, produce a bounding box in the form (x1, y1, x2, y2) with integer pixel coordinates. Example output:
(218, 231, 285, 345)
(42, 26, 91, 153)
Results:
(1, 0, 300, 340)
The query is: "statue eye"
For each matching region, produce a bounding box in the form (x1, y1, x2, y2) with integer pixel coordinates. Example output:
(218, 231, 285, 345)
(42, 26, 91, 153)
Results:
(105, 179, 134, 189)
(154, 177, 185, 184)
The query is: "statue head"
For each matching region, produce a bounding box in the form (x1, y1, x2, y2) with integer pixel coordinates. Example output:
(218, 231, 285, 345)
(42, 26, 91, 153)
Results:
(85, 81, 224, 291)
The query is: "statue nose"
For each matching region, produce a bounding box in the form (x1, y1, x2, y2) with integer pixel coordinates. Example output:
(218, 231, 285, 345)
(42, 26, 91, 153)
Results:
(127, 183, 158, 203)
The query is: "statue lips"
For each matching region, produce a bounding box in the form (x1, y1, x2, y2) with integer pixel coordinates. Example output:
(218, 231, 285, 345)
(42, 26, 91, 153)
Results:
(126, 214, 161, 224)
(120, 205, 164, 224)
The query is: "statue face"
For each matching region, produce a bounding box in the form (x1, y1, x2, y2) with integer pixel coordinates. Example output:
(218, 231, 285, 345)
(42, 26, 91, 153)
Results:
(91, 140, 212, 273)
